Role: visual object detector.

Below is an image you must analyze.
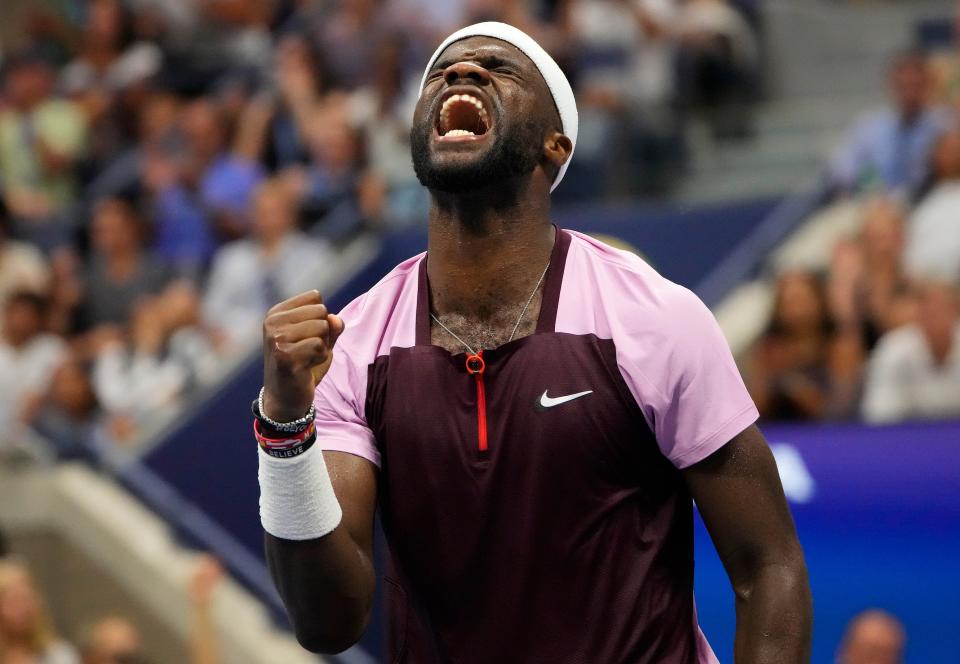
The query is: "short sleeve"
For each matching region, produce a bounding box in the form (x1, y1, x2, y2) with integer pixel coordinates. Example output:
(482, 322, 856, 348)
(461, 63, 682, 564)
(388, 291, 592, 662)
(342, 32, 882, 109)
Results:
(628, 287, 758, 469)
(313, 346, 380, 467)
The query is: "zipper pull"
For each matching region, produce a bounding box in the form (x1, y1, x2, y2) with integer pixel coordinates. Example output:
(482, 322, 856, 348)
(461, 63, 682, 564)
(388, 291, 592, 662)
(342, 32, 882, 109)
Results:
(465, 351, 488, 452)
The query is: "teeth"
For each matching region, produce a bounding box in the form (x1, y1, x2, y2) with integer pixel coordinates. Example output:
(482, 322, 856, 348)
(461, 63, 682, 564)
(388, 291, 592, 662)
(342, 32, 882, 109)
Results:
(439, 93, 491, 136)
(442, 93, 482, 112)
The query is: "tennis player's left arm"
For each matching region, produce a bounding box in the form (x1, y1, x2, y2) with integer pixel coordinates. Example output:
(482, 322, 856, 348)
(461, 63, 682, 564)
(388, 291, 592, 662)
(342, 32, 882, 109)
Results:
(682, 424, 813, 664)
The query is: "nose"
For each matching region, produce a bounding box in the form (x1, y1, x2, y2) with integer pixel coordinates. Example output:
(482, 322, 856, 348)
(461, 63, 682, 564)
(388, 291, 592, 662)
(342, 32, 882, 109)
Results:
(443, 61, 491, 87)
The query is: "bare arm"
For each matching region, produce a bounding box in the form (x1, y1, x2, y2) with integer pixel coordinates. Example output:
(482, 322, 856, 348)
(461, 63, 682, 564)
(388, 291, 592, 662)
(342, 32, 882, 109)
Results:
(259, 291, 378, 653)
(265, 451, 378, 653)
(683, 425, 812, 664)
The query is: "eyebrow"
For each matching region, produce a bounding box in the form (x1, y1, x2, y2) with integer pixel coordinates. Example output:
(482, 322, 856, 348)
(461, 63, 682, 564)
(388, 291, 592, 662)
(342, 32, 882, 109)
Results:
(431, 49, 520, 73)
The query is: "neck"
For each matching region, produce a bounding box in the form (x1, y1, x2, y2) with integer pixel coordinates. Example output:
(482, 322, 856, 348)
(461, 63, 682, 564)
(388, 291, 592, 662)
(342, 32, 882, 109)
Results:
(0, 631, 29, 649)
(927, 329, 954, 365)
(426, 180, 555, 320)
(3, 333, 30, 349)
(106, 249, 137, 271)
(899, 106, 922, 124)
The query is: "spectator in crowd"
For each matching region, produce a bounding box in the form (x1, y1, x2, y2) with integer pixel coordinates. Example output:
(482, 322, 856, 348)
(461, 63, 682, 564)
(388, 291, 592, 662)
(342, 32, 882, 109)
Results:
(836, 609, 905, 664)
(0, 559, 79, 664)
(0, 530, 7, 557)
(348, 34, 426, 228)
(59, 0, 162, 182)
(0, 200, 50, 329)
(0, 292, 67, 449)
(93, 282, 218, 436)
(268, 32, 346, 171)
(828, 50, 949, 199)
(203, 179, 334, 350)
(827, 197, 915, 353)
(80, 616, 143, 664)
(189, 554, 223, 664)
(77, 197, 169, 333)
(904, 128, 960, 281)
(862, 279, 960, 423)
(673, 0, 760, 139)
(28, 353, 101, 462)
(562, 0, 686, 196)
(86, 91, 180, 202)
(0, 49, 88, 250)
(746, 271, 837, 420)
(284, 112, 364, 241)
(307, 0, 394, 90)
(79, 556, 225, 664)
(146, 98, 264, 275)
(58, 0, 133, 98)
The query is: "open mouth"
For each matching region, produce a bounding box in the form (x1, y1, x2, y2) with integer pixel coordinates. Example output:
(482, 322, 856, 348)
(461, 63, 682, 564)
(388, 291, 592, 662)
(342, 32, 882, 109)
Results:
(437, 92, 492, 139)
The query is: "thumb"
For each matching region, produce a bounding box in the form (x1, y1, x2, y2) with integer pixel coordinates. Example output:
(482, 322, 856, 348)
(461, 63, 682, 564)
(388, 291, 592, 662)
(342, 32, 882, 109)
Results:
(309, 315, 347, 387)
(327, 313, 346, 348)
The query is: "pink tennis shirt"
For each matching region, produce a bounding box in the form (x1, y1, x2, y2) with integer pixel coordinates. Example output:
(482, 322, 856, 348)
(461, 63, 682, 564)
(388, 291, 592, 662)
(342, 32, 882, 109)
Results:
(314, 229, 758, 663)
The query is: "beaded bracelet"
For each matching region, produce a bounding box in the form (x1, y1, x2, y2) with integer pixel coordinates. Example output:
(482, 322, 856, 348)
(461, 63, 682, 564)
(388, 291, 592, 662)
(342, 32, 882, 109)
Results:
(256, 387, 315, 434)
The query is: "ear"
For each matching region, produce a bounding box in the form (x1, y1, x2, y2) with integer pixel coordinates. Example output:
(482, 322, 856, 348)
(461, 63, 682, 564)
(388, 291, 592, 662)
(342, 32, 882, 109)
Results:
(542, 131, 573, 174)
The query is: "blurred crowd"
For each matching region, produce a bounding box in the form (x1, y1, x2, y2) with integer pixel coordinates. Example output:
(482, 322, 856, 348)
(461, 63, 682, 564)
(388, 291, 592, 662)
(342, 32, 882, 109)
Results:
(0, 547, 225, 664)
(0, 0, 763, 459)
(746, 44, 960, 424)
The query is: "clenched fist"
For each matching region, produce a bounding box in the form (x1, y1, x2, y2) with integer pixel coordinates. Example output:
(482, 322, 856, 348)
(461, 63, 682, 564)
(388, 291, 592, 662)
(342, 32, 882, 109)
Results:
(262, 290, 345, 422)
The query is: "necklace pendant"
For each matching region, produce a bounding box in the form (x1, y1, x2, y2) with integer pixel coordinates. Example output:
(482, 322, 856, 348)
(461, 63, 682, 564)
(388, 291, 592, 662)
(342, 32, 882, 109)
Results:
(465, 350, 485, 375)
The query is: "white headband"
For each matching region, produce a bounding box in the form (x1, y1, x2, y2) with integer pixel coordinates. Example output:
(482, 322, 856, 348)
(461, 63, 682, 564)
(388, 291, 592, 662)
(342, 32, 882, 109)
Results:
(419, 21, 578, 193)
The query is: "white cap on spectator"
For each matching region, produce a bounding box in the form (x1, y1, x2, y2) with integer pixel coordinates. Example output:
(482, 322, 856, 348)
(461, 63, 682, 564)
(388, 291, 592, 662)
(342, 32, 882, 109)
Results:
(419, 22, 578, 193)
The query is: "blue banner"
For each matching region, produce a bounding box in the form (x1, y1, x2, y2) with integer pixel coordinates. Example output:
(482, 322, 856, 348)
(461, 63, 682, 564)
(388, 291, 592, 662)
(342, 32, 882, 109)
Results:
(694, 419, 960, 663)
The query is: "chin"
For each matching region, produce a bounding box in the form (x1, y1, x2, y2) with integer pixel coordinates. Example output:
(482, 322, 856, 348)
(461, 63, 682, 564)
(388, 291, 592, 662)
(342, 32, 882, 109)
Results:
(417, 157, 500, 193)
(410, 116, 540, 194)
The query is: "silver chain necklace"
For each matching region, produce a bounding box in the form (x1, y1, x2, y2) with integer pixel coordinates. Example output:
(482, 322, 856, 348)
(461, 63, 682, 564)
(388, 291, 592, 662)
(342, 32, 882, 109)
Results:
(430, 262, 550, 356)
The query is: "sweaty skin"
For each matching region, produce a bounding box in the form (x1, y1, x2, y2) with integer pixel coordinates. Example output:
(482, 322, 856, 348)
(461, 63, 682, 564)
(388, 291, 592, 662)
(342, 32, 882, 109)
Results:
(261, 36, 812, 661)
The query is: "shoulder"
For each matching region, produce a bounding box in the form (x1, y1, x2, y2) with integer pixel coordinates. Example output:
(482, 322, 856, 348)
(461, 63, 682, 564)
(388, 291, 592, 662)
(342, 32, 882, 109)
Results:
(3, 239, 46, 264)
(39, 99, 84, 125)
(562, 230, 710, 332)
(213, 239, 256, 264)
(287, 232, 333, 258)
(870, 325, 926, 369)
(924, 104, 953, 129)
(914, 183, 960, 216)
(42, 641, 80, 664)
(32, 333, 68, 357)
(843, 108, 895, 139)
(335, 252, 425, 360)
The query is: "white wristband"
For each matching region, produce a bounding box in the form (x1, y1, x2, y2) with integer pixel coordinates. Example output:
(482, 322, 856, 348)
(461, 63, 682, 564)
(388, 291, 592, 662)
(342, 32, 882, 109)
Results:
(258, 443, 343, 540)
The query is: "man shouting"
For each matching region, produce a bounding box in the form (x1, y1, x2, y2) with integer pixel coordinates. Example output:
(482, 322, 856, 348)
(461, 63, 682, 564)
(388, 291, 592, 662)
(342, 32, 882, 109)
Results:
(254, 22, 812, 664)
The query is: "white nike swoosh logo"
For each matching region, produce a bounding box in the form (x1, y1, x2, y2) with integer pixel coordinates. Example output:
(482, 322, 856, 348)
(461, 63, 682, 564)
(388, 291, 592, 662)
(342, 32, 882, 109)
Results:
(537, 390, 593, 409)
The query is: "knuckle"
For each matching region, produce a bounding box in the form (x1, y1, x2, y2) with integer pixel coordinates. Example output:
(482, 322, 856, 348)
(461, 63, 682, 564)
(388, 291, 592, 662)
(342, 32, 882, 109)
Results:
(312, 342, 329, 362)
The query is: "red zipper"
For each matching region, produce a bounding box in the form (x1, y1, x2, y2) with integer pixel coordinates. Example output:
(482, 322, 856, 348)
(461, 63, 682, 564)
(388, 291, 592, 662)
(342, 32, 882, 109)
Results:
(465, 351, 488, 452)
